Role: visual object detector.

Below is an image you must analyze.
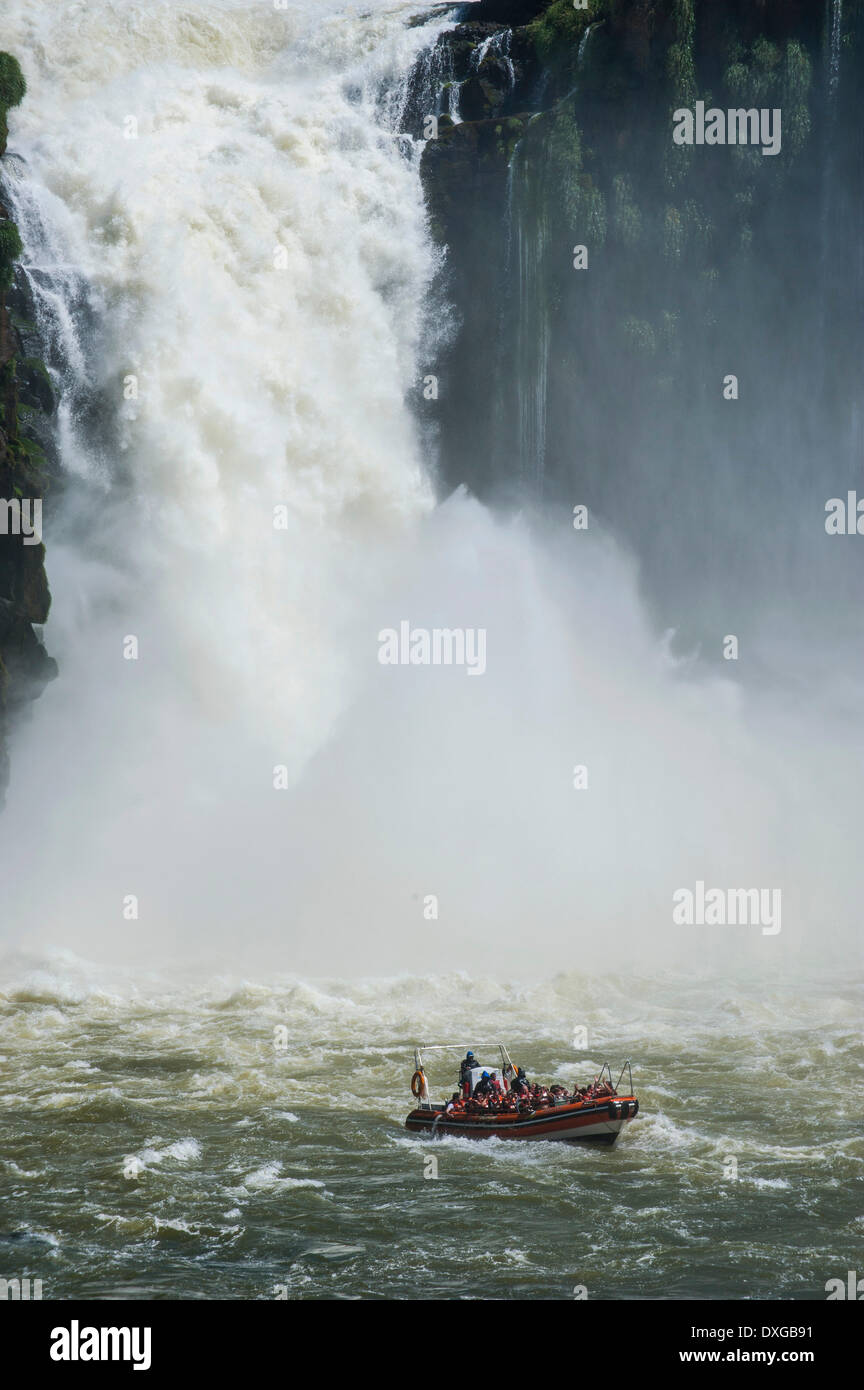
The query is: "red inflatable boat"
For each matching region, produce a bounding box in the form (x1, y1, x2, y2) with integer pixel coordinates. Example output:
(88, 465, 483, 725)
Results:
(404, 1043, 639, 1146)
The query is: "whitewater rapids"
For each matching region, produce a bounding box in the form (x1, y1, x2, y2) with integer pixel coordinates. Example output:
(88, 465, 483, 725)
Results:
(1, 952, 861, 1299)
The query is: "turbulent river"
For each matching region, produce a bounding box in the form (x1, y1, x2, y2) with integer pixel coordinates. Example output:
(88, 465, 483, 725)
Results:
(1, 955, 862, 1299)
(0, 0, 862, 1301)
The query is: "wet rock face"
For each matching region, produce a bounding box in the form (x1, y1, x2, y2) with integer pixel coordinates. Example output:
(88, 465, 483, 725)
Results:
(415, 0, 864, 643)
(461, 0, 550, 23)
(458, 55, 515, 120)
(0, 418, 58, 796)
(0, 58, 58, 799)
(608, 0, 662, 75)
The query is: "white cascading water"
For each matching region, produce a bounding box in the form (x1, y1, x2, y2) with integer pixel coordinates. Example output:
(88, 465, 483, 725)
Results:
(1, 0, 448, 739)
(0, 0, 861, 975)
(829, 0, 843, 96)
(0, 0, 448, 953)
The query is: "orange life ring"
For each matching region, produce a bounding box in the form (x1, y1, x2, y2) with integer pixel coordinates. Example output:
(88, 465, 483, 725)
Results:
(411, 1070, 426, 1098)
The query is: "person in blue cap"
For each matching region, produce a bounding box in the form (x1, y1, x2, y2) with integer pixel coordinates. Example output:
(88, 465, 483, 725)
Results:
(458, 1050, 477, 1094)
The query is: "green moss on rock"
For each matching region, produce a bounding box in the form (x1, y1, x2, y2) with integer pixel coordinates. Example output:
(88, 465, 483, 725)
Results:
(0, 218, 23, 290)
(0, 53, 25, 111)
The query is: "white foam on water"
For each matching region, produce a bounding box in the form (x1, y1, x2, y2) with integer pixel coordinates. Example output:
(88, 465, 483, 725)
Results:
(121, 1136, 202, 1177)
(241, 1159, 325, 1193)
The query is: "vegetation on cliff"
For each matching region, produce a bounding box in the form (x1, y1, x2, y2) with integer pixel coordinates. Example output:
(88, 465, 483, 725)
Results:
(0, 51, 26, 160)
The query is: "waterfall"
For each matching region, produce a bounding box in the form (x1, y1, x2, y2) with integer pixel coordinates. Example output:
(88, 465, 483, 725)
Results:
(494, 19, 602, 491)
(498, 126, 549, 491)
(513, 147, 550, 491)
(828, 0, 843, 97)
(818, 0, 844, 405)
(0, 156, 108, 504)
(0, 0, 452, 943)
(577, 21, 601, 70)
(448, 27, 515, 126)
(476, 28, 516, 93)
(406, 30, 460, 126)
(1, 2, 862, 973)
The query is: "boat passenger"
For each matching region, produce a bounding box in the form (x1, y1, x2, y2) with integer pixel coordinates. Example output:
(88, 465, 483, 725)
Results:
(445, 1092, 462, 1113)
(459, 1051, 477, 1086)
(510, 1067, 528, 1095)
(473, 1071, 494, 1098)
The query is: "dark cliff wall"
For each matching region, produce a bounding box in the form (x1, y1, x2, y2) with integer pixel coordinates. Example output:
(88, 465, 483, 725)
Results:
(414, 0, 864, 648)
(0, 53, 57, 797)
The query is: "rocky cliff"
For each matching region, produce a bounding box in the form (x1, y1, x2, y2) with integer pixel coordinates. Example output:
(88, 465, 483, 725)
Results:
(0, 52, 57, 798)
(412, 0, 864, 637)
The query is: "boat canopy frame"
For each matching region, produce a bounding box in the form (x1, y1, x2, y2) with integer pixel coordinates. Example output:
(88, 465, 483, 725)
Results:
(411, 1046, 635, 1108)
(614, 1059, 634, 1095)
(588, 1061, 634, 1094)
(412, 1042, 516, 1107)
